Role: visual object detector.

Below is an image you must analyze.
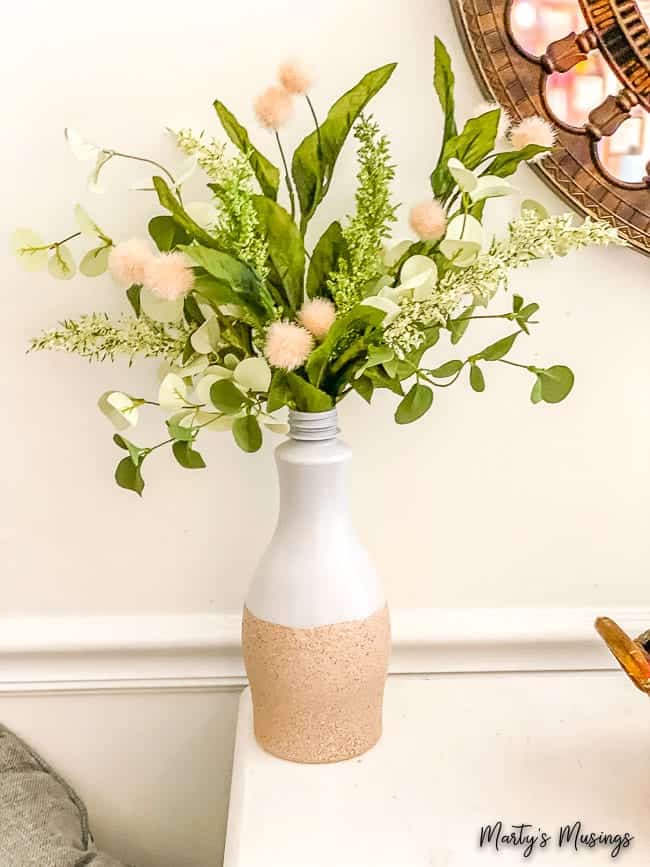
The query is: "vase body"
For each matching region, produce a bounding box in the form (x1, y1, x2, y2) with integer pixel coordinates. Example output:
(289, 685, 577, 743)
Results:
(242, 409, 390, 763)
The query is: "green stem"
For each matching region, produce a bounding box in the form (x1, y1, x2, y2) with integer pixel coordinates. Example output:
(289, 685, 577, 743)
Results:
(274, 132, 295, 220)
(305, 95, 323, 161)
(497, 359, 536, 372)
(52, 232, 82, 248)
(111, 151, 177, 186)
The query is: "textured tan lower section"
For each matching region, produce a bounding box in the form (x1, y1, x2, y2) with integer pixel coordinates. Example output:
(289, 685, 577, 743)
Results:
(242, 605, 391, 764)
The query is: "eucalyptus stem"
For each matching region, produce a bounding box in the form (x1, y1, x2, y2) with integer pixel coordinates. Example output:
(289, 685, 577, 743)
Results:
(497, 359, 536, 371)
(110, 151, 177, 186)
(274, 132, 296, 220)
(52, 232, 82, 248)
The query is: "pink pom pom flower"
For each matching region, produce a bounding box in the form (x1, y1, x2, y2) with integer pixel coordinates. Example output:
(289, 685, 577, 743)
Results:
(278, 60, 313, 95)
(143, 252, 194, 301)
(409, 200, 448, 241)
(298, 298, 336, 340)
(254, 86, 293, 131)
(108, 239, 154, 287)
(264, 321, 314, 371)
(509, 116, 557, 156)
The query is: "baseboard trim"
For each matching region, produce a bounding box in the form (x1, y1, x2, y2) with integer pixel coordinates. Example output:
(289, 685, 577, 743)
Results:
(0, 608, 646, 694)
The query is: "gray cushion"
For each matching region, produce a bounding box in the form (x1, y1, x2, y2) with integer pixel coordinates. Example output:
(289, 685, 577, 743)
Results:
(0, 725, 131, 866)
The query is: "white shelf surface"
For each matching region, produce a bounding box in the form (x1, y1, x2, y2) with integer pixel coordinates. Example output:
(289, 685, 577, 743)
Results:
(225, 673, 650, 866)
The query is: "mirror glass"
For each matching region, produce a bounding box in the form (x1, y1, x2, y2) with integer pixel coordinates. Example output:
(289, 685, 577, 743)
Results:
(511, 0, 650, 182)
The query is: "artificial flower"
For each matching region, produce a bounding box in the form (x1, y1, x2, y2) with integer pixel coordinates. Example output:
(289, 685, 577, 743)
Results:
(264, 321, 314, 370)
(254, 86, 293, 130)
(143, 252, 194, 301)
(278, 60, 313, 95)
(108, 239, 153, 287)
(298, 298, 337, 339)
(409, 199, 447, 241)
(509, 116, 557, 152)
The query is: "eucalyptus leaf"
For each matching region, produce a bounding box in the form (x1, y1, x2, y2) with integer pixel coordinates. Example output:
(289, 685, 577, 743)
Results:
(115, 457, 144, 496)
(233, 357, 272, 393)
(112, 434, 145, 466)
(538, 365, 574, 403)
(354, 375, 374, 404)
(429, 359, 463, 378)
(166, 413, 195, 441)
(448, 306, 474, 345)
(366, 367, 404, 396)
(292, 63, 397, 231)
(140, 288, 184, 323)
(395, 383, 433, 424)
(79, 244, 111, 277)
(190, 316, 221, 355)
(530, 376, 543, 404)
(74, 203, 110, 242)
(478, 331, 520, 361)
(252, 196, 305, 311)
(214, 100, 280, 199)
(232, 415, 263, 453)
(307, 221, 346, 298)
(172, 440, 206, 469)
(209, 379, 247, 414)
(469, 363, 486, 392)
(48, 245, 76, 280)
(11, 229, 49, 272)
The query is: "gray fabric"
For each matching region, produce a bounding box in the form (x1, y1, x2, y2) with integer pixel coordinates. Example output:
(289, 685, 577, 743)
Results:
(0, 725, 131, 866)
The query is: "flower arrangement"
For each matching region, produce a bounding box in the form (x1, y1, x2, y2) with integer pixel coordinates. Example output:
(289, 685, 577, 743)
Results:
(15, 40, 623, 494)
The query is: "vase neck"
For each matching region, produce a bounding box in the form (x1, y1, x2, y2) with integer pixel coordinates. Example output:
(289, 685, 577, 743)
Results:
(288, 408, 339, 441)
(275, 436, 351, 527)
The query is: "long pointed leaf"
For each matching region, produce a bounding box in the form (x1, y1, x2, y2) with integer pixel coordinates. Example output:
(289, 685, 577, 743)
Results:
(307, 221, 346, 298)
(214, 100, 280, 199)
(252, 196, 305, 311)
(292, 63, 397, 232)
(152, 177, 220, 248)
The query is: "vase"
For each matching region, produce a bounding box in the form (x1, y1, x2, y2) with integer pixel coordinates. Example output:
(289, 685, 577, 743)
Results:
(242, 408, 390, 763)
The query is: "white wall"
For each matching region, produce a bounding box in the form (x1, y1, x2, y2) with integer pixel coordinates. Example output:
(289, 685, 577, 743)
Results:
(2, 1, 649, 865)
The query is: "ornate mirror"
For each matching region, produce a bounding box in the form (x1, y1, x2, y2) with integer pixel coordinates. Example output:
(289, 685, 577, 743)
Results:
(452, 0, 650, 255)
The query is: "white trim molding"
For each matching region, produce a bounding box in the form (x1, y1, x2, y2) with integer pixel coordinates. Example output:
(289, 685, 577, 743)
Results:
(0, 608, 647, 694)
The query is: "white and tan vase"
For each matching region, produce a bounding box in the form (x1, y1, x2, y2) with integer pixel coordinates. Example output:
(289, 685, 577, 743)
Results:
(242, 408, 390, 764)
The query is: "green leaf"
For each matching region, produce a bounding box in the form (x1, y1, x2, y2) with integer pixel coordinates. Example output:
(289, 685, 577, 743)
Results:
(478, 331, 520, 361)
(126, 284, 141, 317)
(209, 379, 247, 414)
(513, 294, 523, 313)
(521, 199, 550, 219)
(232, 415, 263, 453)
(252, 196, 305, 311)
(266, 370, 292, 413)
(448, 306, 474, 345)
(353, 375, 374, 404)
(482, 145, 550, 178)
(79, 244, 111, 277)
(115, 456, 144, 496)
(113, 434, 144, 466)
(48, 245, 76, 280)
(172, 440, 206, 468)
(152, 177, 219, 248)
(286, 373, 333, 412)
(10, 229, 49, 272)
(182, 245, 274, 319)
(538, 365, 574, 403)
(530, 376, 543, 404)
(429, 359, 463, 378)
(366, 367, 404, 396)
(214, 100, 280, 199)
(166, 414, 194, 441)
(292, 63, 397, 232)
(307, 221, 346, 298)
(469, 363, 485, 392)
(432, 37, 457, 183)
(395, 383, 433, 424)
(518, 303, 539, 321)
(306, 304, 385, 387)
(148, 215, 191, 252)
(431, 110, 500, 200)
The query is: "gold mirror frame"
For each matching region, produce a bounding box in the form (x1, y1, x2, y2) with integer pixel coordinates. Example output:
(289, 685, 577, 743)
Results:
(451, 0, 650, 255)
